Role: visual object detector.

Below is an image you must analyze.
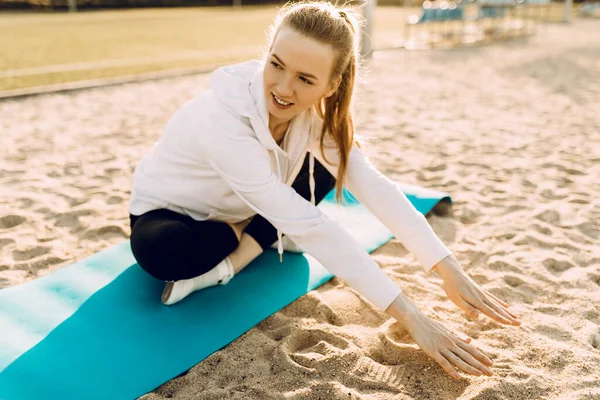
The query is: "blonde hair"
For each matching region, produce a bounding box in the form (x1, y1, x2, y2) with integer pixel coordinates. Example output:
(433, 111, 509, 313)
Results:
(265, 1, 363, 204)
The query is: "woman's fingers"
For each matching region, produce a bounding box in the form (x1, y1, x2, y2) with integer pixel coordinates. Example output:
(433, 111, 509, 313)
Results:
(484, 290, 509, 307)
(458, 335, 472, 344)
(473, 290, 519, 323)
(503, 307, 519, 319)
(434, 353, 462, 380)
(442, 350, 483, 377)
(451, 330, 472, 344)
(478, 289, 519, 320)
(450, 345, 493, 376)
(453, 296, 480, 319)
(485, 294, 519, 319)
(484, 298, 521, 326)
(456, 338, 494, 367)
(472, 298, 514, 325)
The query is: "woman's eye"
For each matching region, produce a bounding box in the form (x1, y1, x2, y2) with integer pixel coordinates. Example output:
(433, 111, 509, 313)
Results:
(300, 77, 313, 85)
(270, 61, 281, 69)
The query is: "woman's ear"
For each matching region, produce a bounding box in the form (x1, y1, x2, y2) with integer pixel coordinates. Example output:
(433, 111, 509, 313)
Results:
(324, 75, 342, 98)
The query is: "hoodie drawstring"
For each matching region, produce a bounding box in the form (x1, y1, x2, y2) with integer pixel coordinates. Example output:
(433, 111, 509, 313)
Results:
(309, 151, 316, 206)
(273, 150, 284, 262)
(273, 148, 316, 263)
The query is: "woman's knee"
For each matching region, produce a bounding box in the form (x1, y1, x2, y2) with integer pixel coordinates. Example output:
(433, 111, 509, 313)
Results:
(130, 219, 189, 280)
(130, 213, 239, 281)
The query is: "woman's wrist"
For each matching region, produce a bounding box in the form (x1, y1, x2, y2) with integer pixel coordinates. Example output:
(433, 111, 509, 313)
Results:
(432, 254, 462, 278)
(384, 292, 426, 333)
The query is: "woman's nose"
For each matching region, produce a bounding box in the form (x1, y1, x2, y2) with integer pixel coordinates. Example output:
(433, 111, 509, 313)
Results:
(276, 77, 294, 97)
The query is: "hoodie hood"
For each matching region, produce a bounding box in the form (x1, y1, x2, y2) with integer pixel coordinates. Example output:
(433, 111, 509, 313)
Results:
(210, 59, 280, 152)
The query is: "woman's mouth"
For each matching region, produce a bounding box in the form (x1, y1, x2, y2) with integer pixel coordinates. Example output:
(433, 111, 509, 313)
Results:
(272, 93, 294, 110)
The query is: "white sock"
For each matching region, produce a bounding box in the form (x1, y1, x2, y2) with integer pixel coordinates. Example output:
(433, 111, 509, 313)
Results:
(162, 257, 234, 306)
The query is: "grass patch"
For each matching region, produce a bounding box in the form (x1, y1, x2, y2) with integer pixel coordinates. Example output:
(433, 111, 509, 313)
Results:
(0, 6, 277, 90)
(0, 4, 578, 92)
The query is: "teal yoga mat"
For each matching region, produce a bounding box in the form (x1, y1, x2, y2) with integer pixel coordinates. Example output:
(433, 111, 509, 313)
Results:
(0, 184, 451, 400)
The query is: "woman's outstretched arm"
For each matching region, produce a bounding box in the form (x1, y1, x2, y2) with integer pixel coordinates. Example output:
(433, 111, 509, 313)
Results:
(315, 142, 520, 325)
(385, 292, 495, 380)
(314, 143, 452, 272)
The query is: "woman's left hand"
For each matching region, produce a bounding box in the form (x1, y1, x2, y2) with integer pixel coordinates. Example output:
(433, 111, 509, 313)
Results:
(433, 255, 521, 326)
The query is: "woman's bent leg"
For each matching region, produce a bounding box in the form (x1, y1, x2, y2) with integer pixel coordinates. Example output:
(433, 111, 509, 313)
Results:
(130, 209, 239, 281)
(228, 233, 264, 274)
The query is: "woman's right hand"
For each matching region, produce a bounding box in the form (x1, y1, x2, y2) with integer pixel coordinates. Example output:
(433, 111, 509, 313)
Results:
(385, 293, 494, 380)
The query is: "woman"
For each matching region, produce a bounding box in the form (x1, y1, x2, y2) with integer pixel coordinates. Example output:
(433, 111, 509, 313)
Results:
(129, 1, 520, 380)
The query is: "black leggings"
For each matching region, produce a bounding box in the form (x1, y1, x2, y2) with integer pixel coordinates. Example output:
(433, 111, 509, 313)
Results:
(129, 154, 336, 281)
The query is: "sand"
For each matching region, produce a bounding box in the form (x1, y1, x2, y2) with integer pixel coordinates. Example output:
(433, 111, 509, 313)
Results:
(1, 19, 599, 400)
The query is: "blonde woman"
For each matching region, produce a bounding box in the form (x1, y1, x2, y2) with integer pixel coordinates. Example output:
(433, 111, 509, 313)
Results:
(128, 1, 520, 380)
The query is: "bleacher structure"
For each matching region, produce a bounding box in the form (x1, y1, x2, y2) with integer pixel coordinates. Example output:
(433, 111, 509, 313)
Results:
(403, 0, 552, 49)
(578, 1, 600, 17)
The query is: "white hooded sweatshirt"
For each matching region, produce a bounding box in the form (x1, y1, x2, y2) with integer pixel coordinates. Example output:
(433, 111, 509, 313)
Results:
(129, 59, 452, 311)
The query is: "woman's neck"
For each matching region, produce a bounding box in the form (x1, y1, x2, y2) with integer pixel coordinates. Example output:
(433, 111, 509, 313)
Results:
(269, 115, 291, 145)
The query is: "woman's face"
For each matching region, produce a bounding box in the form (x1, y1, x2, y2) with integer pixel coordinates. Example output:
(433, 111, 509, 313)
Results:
(264, 26, 339, 124)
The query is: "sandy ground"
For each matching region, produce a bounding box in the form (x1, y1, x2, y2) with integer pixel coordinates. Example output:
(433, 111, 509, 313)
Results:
(1, 19, 599, 400)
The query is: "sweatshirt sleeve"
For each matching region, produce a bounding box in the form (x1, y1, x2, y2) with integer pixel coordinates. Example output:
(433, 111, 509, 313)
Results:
(314, 142, 452, 272)
(203, 129, 402, 311)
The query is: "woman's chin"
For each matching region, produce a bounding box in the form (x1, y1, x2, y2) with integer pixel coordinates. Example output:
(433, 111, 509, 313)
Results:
(271, 103, 311, 118)
(268, 106, 293, 120)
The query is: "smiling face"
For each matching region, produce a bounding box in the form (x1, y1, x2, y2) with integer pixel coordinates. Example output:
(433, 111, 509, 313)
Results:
(264, 26, 340, 126)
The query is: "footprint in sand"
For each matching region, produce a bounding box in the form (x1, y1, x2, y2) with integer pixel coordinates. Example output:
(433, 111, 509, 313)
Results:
(532, 223, 553, 236)
(12, 245, 51, 262)
(281, 328, 353, 371)
(533, 306, 568, 316)
(423, 163, 447, 172)
(539, 188, 569, 201)
(542, 257, 576, 275)
(457, 206, 481, 224)
(576, 222, 600, 239)
(533, 324, 573, 342)
(278, 292, 347, 326)
(348, 324, 428, 391)
(590, 330, 600, 349)
(534, 209, 561, 226)
(588, 274, 600, 287)
(583, 309, 600, 325)
(54, 209, 99, 228)
(365, 322, 425, 366)
(494, 232, 517, 240)
(16, 198, 35, 209)
(0, 215, 26, 229)
(562, 167, 586, 176)
(106, 196, 124, 205)
(503, 275, 526, 288)
(0, 169, 26, 178)
(104, 167, 124, 176)
(468, 376, 550, 399)
(487, 259, 521, 274)
(545, 349, 574, 371)
(82, 225, 128, 241)
(64, 164, 83, 177)
(13, 256, 66, 274)
(255, 313, 292, 342)
(568, 196, 590, 205)
(348, 356, 408, 390)
(0, 238, 15, 251)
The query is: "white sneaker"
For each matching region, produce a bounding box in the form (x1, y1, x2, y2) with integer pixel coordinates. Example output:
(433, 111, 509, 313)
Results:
(161, 257, 234, 306)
